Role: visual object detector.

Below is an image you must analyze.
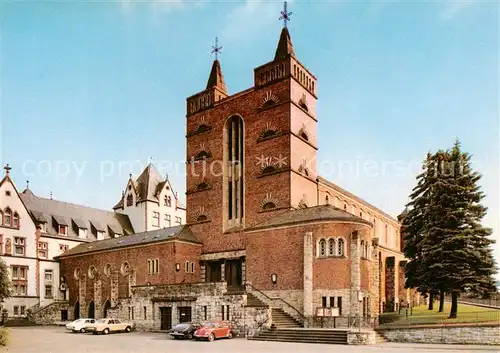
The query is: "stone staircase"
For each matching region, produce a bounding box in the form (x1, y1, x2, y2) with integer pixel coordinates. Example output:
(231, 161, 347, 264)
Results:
(246, 293, 267, 307)
(249, 328, 348, 344)
(271, 308, 302, 328)
(27, 300, 69, 325)
(374, 330, 387, 343)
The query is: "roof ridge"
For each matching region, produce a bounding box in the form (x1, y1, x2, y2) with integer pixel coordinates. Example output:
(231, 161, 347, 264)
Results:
(21, 194, 117, 216)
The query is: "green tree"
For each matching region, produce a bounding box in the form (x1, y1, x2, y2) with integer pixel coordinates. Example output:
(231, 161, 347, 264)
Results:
(0, 259, 10, 303)
(403, 153, 441, 310)
(425, 142, 496, 318)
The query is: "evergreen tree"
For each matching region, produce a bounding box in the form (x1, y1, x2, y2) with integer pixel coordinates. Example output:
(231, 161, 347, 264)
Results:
(425, 142, 496, 318)
(403, 153, 438, 307)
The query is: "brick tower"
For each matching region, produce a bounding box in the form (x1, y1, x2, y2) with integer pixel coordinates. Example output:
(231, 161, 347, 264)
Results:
(185, 25, 318, 254)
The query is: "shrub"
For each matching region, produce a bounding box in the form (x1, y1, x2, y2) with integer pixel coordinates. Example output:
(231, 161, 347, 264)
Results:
(0, 327, 9, 346)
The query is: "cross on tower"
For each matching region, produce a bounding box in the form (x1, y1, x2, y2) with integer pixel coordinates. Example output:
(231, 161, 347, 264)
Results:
(211, 37, 222, 60)
(279, 1, 292, 28)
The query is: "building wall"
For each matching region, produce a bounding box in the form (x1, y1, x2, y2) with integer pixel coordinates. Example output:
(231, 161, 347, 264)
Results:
(0, 176, 38, 317)
(60, 240, 202, 312)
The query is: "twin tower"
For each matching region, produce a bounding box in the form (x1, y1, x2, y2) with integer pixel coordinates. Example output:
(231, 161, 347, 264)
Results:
(185, 26, 320, 253)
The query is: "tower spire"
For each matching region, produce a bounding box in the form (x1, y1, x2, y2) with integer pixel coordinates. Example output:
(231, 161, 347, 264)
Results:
(206, 37, 227, 92)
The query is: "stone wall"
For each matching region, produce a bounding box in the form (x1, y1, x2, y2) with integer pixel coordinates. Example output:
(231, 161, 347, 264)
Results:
(380, 324, 500, 345)
(28, 301, 69, 325)
(104, 281, 271, 337)
(347, 330, 376, 345)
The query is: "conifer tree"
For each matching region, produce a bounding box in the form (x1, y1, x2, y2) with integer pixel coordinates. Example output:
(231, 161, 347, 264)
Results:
(0, 259, 10, 303)
(425, 142, 496, 318)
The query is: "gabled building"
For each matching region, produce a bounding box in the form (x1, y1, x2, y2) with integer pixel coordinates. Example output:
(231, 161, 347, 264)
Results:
(113, 164, 186, 232)
(0, 163, 186, 321)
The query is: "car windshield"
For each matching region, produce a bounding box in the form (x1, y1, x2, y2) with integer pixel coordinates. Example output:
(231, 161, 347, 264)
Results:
(173, 324, 189, 330)
(73, 319, 84, 323)
(96, 319, 107, 324)
(201, 322, 216, 328)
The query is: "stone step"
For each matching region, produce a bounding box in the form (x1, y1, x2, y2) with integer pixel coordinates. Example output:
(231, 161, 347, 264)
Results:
(246, 293, 267, 307)
(250, 328, 348, 345)
(249, 336, 347, 344)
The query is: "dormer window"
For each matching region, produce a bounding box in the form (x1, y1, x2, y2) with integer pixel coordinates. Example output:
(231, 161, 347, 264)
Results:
(126, 194, 133, 207)
(164, 195, 172, 207)
(96, 231, 104, 240)
(59, 225, 67, 235)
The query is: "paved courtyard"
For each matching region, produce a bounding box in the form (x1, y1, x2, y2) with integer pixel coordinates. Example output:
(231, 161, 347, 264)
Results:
(2, 327, 497, 353)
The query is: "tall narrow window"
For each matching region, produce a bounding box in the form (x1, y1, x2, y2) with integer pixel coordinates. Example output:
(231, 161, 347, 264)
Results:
(225, 115, 244, 227)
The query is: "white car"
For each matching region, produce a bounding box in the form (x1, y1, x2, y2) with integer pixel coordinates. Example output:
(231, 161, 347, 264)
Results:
(86, 318, 134, 334)
(66, 318, 96, 333)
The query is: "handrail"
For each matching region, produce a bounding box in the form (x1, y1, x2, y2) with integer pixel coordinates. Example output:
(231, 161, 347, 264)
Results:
(246, 282, 304, 321)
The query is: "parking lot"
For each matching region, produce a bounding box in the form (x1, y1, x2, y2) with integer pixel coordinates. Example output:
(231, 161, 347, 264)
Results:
(3, 326, 497, 353)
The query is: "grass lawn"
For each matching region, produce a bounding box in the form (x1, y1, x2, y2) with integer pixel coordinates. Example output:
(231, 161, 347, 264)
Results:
(380, 303, 500, 327)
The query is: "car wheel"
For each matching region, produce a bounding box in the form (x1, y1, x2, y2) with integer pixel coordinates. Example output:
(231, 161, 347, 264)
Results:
(227, 331, 233, 339)
(72, 330, 77, 333)
(103, 328, 110, 335)
(80, 328, 86, 333)
(208, 333, 215, 342)
(125, 326, 131, 333)
(187, 333, 193, 340)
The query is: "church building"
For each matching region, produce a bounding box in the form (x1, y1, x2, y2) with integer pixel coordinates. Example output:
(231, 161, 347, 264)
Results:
(54, 20, 415, 333)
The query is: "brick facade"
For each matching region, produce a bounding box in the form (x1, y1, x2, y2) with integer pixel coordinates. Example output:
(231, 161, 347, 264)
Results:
(53, 24, 411, 332)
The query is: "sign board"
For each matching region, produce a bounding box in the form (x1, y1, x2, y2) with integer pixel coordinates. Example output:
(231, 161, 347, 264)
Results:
(316, 307, 340, 317)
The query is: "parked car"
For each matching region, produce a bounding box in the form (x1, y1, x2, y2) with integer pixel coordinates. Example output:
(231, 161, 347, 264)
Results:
(86, 318, 134, 334)
(66, 318, 96, 333)
(169, 322, 200, 339)
(194, 321, 233, 342)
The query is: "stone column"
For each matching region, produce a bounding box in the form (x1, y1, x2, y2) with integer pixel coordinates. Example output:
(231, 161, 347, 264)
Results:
(111, 274, 119, 307)
(394, 259, 399, 311)
(349, 231, 361, 317)
(79, 277, 87, 318)
(94, 280, 102, 318)
(399, 261, 409, 306)
(371, 238, 380, 317)
(200, 263, 206, 283)
(385, 257, 395, 311)
(303, 232, 313, 326)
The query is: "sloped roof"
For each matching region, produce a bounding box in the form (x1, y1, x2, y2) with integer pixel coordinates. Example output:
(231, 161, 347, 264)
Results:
(274, 27, 295, 61)
(247, 204, 372, 232)
(20, 190, 134, 241)
(136, 164, 164, 203)
(206, 59, 227, 92)
(57, 225, 200, 257)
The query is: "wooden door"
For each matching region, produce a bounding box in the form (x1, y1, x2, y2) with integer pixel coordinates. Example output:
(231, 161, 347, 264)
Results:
(160, 307, 172, 330)
(225, 260, 242, 290)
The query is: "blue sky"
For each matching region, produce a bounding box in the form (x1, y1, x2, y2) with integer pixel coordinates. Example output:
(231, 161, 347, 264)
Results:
(1, 1, 498, 275)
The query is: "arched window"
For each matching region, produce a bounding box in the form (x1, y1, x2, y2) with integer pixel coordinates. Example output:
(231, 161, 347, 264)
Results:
(360, 240, 365, 258)
(4, 208, 12, 227)
(365, 242, 369, 259)
(126, 194, 133, 207)
(224, 115, 245, 227)
(343, 203, 347, 211)
(328, 238, 335, 256)
(325, 195, 329, 205)
(337, 238, 345, 257)
(12, 213, 19, 229)
(319, 239, 326, 257)
(121, 262, 130, 277)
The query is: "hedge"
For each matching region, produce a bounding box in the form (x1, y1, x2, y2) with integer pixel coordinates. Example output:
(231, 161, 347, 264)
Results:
(0, 327, 9, 346)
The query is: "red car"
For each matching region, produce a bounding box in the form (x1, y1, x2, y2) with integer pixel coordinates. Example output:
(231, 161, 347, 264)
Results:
(194, 321, 233, 342)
